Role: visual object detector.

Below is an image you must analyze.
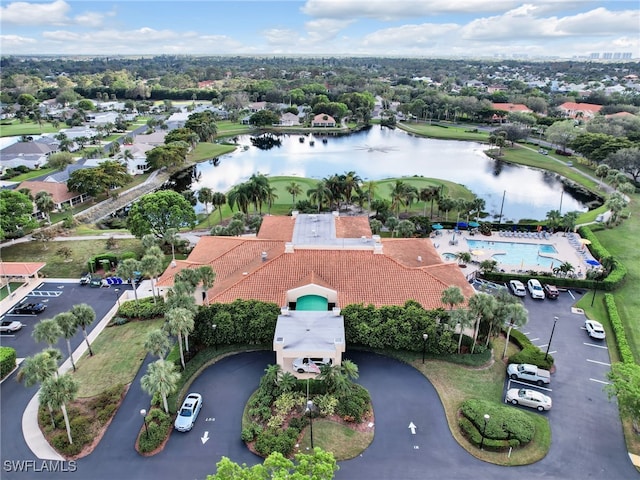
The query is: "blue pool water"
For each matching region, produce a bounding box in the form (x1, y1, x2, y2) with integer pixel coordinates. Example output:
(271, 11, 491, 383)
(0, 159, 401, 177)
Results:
(466, 239, 558, 267)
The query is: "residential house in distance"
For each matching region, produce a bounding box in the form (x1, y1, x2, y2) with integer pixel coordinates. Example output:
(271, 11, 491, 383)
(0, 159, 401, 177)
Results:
(155, 213, 475, 376)
(278, 112, 301, 126)
(311, 114, 336, 127)
(490, 103, 534, 123)
(16, 180, 89, 218)
(0, 140, 58, 174)
(557, 102, 603, 120)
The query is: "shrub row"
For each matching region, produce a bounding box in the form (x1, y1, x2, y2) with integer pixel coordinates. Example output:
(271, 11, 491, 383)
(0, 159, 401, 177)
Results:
(459, 399, 535, 451)
(117, 296, 165, 320)
(505, 328, 554, 369)
(577, 226, 627, 291)
(0, 347, 16, 379)
(137, 408, 172, 454)
(604, 293, 635, 364)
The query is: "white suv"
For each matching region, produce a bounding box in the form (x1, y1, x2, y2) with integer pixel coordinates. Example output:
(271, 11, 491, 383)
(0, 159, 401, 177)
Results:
(292, 357, 332, 374)
(527, 279, 545, 299)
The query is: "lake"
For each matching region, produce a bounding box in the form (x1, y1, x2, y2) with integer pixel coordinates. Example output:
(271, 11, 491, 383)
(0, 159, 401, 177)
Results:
(178, 127, 598, 222)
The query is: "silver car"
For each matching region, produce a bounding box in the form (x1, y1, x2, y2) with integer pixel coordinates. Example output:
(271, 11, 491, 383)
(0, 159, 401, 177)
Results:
(506, 388, 552, 412)
(174, 393, 202, 432)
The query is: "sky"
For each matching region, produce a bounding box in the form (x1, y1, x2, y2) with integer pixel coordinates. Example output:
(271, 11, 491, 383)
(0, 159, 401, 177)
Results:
(1, 0, 639, 58)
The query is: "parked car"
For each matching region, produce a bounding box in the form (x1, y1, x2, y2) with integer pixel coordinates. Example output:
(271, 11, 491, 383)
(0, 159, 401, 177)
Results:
(174, 393, 202, 432)
(509, 280, 526, 297)
(89, 276, 104, 288)
(507, 363, 551, 386)
(542, 283, 559, 299)
(527, 279, 545, 299)
(506, 388, 552, 411)
(585, 319, 606, 340)
(79, 273, 92, 285)
(0, 320, 23, 333)
(292, 357, 332, 374)
(12, 302, 46, 315)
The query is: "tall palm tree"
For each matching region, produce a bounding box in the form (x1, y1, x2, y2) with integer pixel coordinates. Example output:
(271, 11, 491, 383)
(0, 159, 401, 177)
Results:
(165, 307, 195, 369)
(342, 171, 362, 206)
(449, 308, 474, 354)
(163, 228, 179, 263)
(265, 185, 278, 215)
(467, 293, 497, 354)
(39, 374, 79, 444)
(116, 258, 142, 303)
(197, 265, 216, 305)
(70, 303, 96, 356)
(471, 197, 485, 222)
(140, 359, 180, 414)
(141, 249, 164, 303)
(437, 195, 455, 221)
(144, 329, 171, 359)
(198, 187, 214, 226)
(17, 350, 60, 427)
(211, 192, 227, 222)
(307, 180, 332, 212)
(55, 312, 78, 372)
(285, 182, 303, 207)
(441, 286, 464, 311)
(32, 318, 63, 349)
(227, 183, 252, 218)
(502, 302, 529, 358)
(362, 180, 377, 210)
(34, 191, 55, 224)
(248, 173, 270, 214)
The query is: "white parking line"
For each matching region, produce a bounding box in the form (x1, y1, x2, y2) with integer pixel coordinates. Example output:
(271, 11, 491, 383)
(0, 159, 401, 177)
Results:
(584, 343, 608, 349)
(587, 359, 611, 366)
(529, 337, 539, 341)
(507, 379, 552, 392)
(590, 378, 610, 385)
(537, 343, 548, 349)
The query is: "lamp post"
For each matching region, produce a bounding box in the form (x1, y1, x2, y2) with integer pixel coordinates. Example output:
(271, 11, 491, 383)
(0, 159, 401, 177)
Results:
(422, 333, 429, 364)
(306, 400, 314, 449)
(545, 316, 558, 361)
(140, 409, 149, 439)
(480, 413, 490, 450)
(212, 324, 217, 351)
(114, 288, 120, 308)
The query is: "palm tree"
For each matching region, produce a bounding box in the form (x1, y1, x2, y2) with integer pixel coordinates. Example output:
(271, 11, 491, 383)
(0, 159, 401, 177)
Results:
(278, 372, 297, 393)
(285, 182, 303, 207)
(34, 191, 55, 224)
(140, 359, 180, 414)
(140, 249, 164, 303)
(198, 187, 214, 226)
(211, 192, 227, 222)
(606, 192, 628, 223)
(165, 307, 195, 369)
(385, 216, 399, 237)
(227, 182, 252, 218)
(39, 374, 79, 444)
(17, 350, 60, 427)
(342, 171, 362, 206)
(362, 180, 377, 210)
(450, 308, 474, 354)
(197, 265, 216, 305)
(502, 302, 529, 358)
(144, 329, 171, 359)
(437, 195, 455, 221)
(260, 364, 282, 397)
(456, 251, 472, 267)
(55, 312, 78, 371)
(307, 180, 332, 212)
(441, 286, 464, 311)
(116, 258, 142, 303)
(471, 197, 485, 222)
(69, 303, 96, 356)
(163, 228, 179, 263)
(467, 293, 497, 354)
(32, 318, 63, 349)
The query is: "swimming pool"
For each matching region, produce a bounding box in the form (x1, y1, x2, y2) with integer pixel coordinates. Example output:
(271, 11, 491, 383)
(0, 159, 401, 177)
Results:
(466, 239, 558, 268)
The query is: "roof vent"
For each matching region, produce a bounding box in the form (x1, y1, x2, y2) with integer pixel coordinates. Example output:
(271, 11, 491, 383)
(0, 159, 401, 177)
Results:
(261, 251, 267, 261)
(417, 256, 422, 262)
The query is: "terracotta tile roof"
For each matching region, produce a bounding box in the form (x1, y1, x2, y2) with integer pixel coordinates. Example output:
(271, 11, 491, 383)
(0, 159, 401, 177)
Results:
(335, 216, 372, 238)
(0, 262, 46, 277)
(257, 216, 296, 240)
(491, 103, 532, 113)
(16, 181, 79, 204)
(558, 102, 603, 114)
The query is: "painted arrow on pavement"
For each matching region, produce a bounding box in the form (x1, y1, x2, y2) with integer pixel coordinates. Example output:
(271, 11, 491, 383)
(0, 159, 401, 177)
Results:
(201, 431, 210, 444)
(408, 422, 416, 435)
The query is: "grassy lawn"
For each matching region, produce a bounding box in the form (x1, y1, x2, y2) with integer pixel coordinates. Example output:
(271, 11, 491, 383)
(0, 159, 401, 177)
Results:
(73, 318, 164, 397)
(398, 122, 490, 142)
(215, 120, 254, 137)
(4, 167, 58, 182)
(297, 419, 374, 461)
(0, 120, 59, 137)
(0, 283, 25, 300)
(0, 238, 144, 278)
(188, 142, 237, 163)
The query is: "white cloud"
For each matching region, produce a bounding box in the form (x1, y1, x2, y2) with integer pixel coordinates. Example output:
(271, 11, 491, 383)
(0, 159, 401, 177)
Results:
(0, 34, 37, 46)
(555, 7, 640, 35)
(361, 23, 460, 47)
(302, 0, 520, 20)
(0, 0, 70, 26)
(73, 12, 106, 28)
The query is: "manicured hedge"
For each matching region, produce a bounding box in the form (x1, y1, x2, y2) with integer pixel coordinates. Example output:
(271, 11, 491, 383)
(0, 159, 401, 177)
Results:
(0, 347, 16, 379)
(459, 399, 536, 451)
(504, 328, 554, 369)
(604, 293, 634, 364)
(117, 296, 165, 320)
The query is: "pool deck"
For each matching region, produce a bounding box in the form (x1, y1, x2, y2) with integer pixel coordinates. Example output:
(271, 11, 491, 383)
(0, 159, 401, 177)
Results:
(432, 229, 598, 279)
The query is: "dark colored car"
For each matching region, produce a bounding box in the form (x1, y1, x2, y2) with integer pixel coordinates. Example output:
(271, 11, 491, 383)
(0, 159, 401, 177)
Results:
(543, 284, 559, 299)
(12, 302, 46, 315)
